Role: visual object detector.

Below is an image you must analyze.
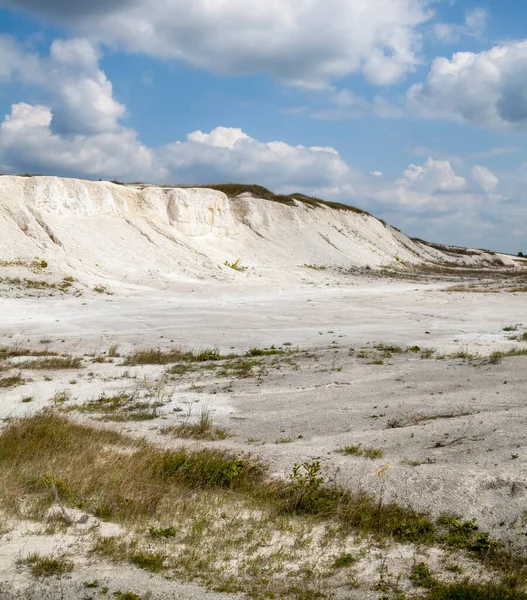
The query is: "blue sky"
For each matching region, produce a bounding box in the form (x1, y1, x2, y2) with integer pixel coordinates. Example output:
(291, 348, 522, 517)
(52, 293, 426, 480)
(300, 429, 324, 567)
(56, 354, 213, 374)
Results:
(0, 0, 526, 252)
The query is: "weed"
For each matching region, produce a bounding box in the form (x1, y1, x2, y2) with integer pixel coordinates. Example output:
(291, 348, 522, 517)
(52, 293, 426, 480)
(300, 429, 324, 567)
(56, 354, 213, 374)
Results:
(337, 445, 383, 459)
(409, 562, 436, 588)
(161, 409, 228, 441)
(130, 550, 166, 573)
(108, 344, 120, 357)
(21, 396, 34, 403)
(113, 593, 141, 600)
(20, 552, 74, 577)
(332, 553, 358, 568)
(68, 389, 166, 421)
(50, 389, 72, 404)
(149, 525, 178, 538)
(19, 356, 82, 370)
(427, 582, 527, 599)
(246, 347, 284, 357)
(224, 259, 247, 272)
(219, 358, 259, 378)
(0, 373, 23, 388)
(486, 348, 527, 365)
(125, 346, 231, 366)
(94, 284, 111, 294)
(375, 344, 402, 353)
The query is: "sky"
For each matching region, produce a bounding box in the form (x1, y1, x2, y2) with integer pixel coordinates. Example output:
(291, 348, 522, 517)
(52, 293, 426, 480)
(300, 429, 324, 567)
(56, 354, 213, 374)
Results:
(0, 1, 526, 253)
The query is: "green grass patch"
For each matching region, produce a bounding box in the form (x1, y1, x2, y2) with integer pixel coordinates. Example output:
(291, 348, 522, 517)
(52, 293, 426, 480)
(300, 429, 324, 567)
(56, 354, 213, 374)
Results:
(410, 562, 436, 588)
(130, 550, 166, 573)
(69, 392, 164, 421)
(20, 552, 74, 577)
(0, 346, 57, 360)
(0, 373, 23, 388)
(19, 356, 82, 370)
(1, 413, 526, 598)
(125, 346, 234, 366)
(426, 582, 527, 599)
(337, 445, 383, 459)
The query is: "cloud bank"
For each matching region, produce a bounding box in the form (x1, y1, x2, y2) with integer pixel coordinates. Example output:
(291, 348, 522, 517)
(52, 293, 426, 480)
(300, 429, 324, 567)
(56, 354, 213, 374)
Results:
(2, 0, 432, 87)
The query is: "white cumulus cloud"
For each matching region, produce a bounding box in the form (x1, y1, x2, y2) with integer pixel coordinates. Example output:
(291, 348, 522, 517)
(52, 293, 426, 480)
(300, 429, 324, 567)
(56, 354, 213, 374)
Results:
(0, 103, 159, 181)
(0, 35, 125, 135)
(2, 0, 433, 87)
(407, 41, 527, 129)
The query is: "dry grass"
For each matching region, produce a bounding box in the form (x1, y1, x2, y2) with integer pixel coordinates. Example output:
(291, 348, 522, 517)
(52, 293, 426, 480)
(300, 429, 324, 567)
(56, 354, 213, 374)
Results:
(18, 356, 83, 370)
(0, 346, 58, 360)
(18, 553, 74, 577)
(67, 392, 165, 422)
(337, 445, 383, 459)
(1, 413, 526, 598)
(161, 409, 229, 441)
(0, 412, 262, 524)
(124, 346, 231, 366)
(0, 373, 24, 388)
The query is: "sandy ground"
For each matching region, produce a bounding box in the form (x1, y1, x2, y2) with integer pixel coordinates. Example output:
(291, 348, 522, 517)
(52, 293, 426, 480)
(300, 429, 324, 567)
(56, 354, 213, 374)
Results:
(1, 276, 527, 597)
(2, 278, 526, 354)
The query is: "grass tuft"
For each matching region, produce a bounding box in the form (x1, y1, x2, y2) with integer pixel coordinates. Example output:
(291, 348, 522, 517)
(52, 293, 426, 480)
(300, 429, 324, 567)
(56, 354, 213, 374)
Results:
(20, 552, 74, 577)
(0, 373, 23, 388)
(19, 356, 82, 370)
(161, 409, 228, 441)
(337, 445, 383, 459)
(125, 346, 231, 366)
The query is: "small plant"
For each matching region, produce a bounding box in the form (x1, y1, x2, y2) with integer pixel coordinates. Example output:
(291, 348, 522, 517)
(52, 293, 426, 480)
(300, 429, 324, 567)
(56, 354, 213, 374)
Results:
(21, 395, 34, 403)
(113, 593, 141, 600)
(161, 408, 228, 441)
(149, 525, 178, 538)
(130, 550, 166, 573)
(375, 344, 402, 353)
(246, 347, 284, 357)
(30, 258, 48, 270)
(0, 373, 23, 388)
(224, 259, 247, 272)
(20, 552, 74, 577)
(331, 553, 358, 569)
(287, 460, 329, 513)
(409, 562, 435, 588)
(337, 445, 383, 459)
(108, 344, 120, 357)
(426, 582, 527, 599)
(50, 389, 72, 404)
(94, 284, 110, 294)
(19, 356, 82, 370)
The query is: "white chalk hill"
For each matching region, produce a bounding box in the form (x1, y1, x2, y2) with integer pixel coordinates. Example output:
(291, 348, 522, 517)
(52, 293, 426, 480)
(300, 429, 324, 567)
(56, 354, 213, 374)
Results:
(0, 176, 517, 290)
